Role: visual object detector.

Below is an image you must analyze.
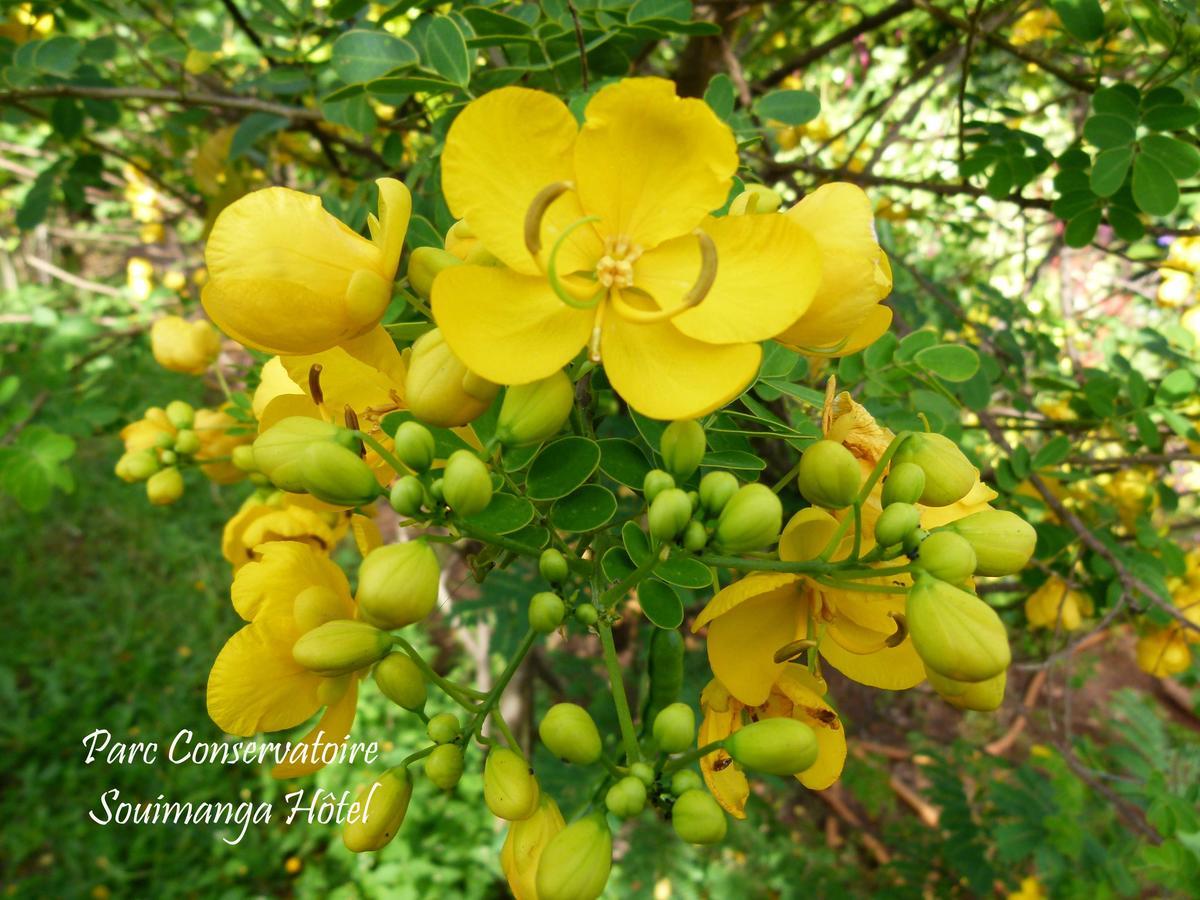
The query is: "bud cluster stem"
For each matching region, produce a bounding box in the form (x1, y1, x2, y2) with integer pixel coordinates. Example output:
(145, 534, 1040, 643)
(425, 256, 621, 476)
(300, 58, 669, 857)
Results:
(597, 621, 642, 765)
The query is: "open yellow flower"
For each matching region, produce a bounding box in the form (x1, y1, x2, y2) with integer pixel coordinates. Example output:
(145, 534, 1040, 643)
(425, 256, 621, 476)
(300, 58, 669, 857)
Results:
(203, 178, 410, 355)
(433, 77, 821, 420)
(206, 542, 362, 777)
(1025, 576, 1093, 631)
(222, 493, 349, 570)
(194, 405, 253, 485)
(150, 315, 221, 374)
(699, 668, 845, 816)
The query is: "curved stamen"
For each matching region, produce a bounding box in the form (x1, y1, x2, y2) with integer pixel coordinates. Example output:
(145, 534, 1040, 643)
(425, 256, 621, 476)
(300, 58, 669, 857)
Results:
(608, 229, 718, 325)
(523, 181, 575, 258)
(786, 334, 852, 356)
(885, 612, 908, 648)
(547, 215, 605, 310)
(308, 364, 324, 405)
(773, 638, 818, 664)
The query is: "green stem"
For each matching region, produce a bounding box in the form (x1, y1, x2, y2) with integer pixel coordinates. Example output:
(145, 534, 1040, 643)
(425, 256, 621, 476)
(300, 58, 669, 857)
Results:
(392, 635, 485, 708)
(598, 621, 641, 764)
(599, 546, 665, 609)
(662, 740, 725, 774)
(469, 630, 537, 743)
(815, 576, 909, 595)
(400, 744, 436, 768)
(771, 459, 802, 493)
(491, 708, 521, 751)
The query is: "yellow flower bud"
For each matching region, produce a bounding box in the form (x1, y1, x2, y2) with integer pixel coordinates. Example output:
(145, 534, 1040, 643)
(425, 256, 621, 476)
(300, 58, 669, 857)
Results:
(916, 531, 977, 583)
(165, 400, 195, 430)
(404, 328, 499, 428)
(892, 433, 977, 507)
(538, 703, 602, 765)
(725, 718, 818, 775)
(291, 619, 392, 677)
(357, 541, 441, 629)
(948, 510, 1037, 576)
(407, 246, 463, 299)
(671, 789, 727, 844)
(342, 768, 412, 853)
(146, 467, 183, 505)
(253, 417, 342, 492)
(729, 184, 783, 215)
(373, 652, 427, 710)
(116, 449, 158, 483)
(495, 371, 574, 446)
(231, 444, 257, 472)
(797, 439, 861, 508)
(427, 712, 461, 744)
(660, 420, 706, 480)
(501, 796, 565, 900)
(150, 316, 220, 375)
(715, 483, 783, 552)
(424, 744, 465, 791)
(925, 667, 1006, 711)
(299, 442, 381, 507)
(484, 748, 540, 821)
(202, 178, 410, 355)
(906, 577, 1010, 682)
(443, 449, 493, 516)
(173, 429, 201, 456)
(535, 813, 612, 900)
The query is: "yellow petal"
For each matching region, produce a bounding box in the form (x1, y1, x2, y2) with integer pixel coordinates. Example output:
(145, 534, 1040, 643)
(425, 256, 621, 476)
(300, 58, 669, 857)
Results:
(706, 590, 806, 706)
(352, 514, 383, 556)
(918, 480, 998, 529)
(820, 628, 926, 690)
(698, 698, 748, 819)
(636, 213, 819, 344)
(778, 508, 841, 562)
(574, 78, 737, 251)
(280, 339, 404, 426)
(271, 678, 359, 778)
(776, 667, 846, 790)
(231, 542, 352, 622)
(600, 296, 761, 419)
(441, 86, 600, 275)
(432, 265, 593, 385)
(368, 178, 411, 275)
(253, 357, 304, 419)
(693, 572, 800, 631)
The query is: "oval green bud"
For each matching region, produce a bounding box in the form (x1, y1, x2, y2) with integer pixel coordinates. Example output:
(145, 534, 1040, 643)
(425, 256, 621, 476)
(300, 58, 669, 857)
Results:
(146, 467, 184, 505)
(648, 488, 692, 543)
(407, 246, 462, 299)
(427, 712, 460, 744)
(116, 449, 159, 483)
(300, 442, 380, 506)
(292, 619, 392, 677)
(539, 703, 602, 765)
(539, 548, 569, 583)
(373, 652, 427, 711)
(159, 450, 177, 466)
(881, 462, 926, 506)
(404, 329, 498, 428)
(443, 449, 493, 517)
(424, 743, 465, 791)
(392, 421, 436, 472)
(797, 440, 862, 509)
(652, 703, 696, 754)
(529, 591, 566, 634)
(604, 775, 647, 819)
(671, 790, 727, 845)
(726, 718, 818, 776)
(252, 416, 341, 491)
(574, 603, 598, 626)
(714, 483, 783, 553)
(495, 371, 574, 446)
(389, 474, 426, 518)
(917, 530, 977, 583)
(660, 420, 706, 481)
(357, 540, 441, 629)
(642, 468, 675, 502)
(670, 768, 703, 796)
(698, 470, 738, 515)
(891, 433, 977, 507)
(342, 767, 412, 853)
(682, 519, 708, 552)
(231, 444, 257, 473)
(875, 502, 920, 547)
(947, 509, 1036, 576)
(484, 748, 540, 821)
(630, 762, 655, 787)
(165, 399, 194, 430)
(429, 477, 444, 502)
(903, 527, 929, 555)
(536, 814, 612, 900)
(906, 576, 1010, 682)
(173, 429, 201, 455)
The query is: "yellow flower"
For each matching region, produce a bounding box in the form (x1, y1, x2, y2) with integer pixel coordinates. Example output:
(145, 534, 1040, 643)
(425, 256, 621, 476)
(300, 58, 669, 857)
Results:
(150, 315, 221, 374)
(500, 795, 566, 900)
(202, 178, 410, 355)
(1025, 577, 1093, 631)
(120, 407, 175, 453)
(222, 493, 349, 569)
(1007, 875, 1047, 900)
(194, 406, 253, 485)
(127, 257, 154, 301)
(432, 77, 821, 420)
(1157, 268, 1194, 307)
(1135, 627, 1192, 677)
(206, 542, 362, 777)
(699, 668, 845, 817)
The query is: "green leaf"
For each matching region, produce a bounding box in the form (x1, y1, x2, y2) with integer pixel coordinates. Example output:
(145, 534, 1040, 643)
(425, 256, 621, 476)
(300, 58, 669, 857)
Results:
(49, 99, 82, 140)
(369, 74, 457, 100)
(1092, 84, 1140, 120)
(1089, 146, 1132, 196)
(460, 492, 535, 535)
(704, 73, 735, 121)
(1051, 0, 1104, 41)
(597, 438, 651, 489)
(1141, 104, 1200, 132)
(230, 113, 289, 159)
(656, 553, 713, 590)
(601, 546, 635, 582)
(1032, 436, 1072, 469)
(332, 29, 419, 84)
(1083, 114, 1135, 149)
(913, 344, 980, 382)
(628, 0, 693, 24)
(637, 579, 684, 629)
(1131, 153, 1179, 216)
(461, 6, 533, 41)
(525, 437, 600, 501)
(0, 425, 76, 513)
(1156, 368, 1197, 402)
(985, 161, 1014, 199)
(896, 329, 939, 361)
(425, 16, 471, 87)
(1052, 189, 1097, 219)
(1106, 204, 1144, 241)
(699, 450, 765, 471)
(754, 89, 820, 126)
(551, 484, 617, 532)
(1140, 134, 1200, 180)
(33, 36, 81, 75)
(1064, 207, 1102, 247)
(320, 91, 377, 134)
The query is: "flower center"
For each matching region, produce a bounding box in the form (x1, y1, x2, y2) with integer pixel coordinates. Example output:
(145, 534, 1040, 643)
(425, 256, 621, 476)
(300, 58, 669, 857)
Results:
(595, 236, 642, 289)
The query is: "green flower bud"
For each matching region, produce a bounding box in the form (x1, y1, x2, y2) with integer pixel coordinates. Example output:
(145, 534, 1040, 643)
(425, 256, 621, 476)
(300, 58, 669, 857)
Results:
(881, 462, 926, 506)
(903, 527, 929, 555)
(424, 743, 465, 791)
(652, 703, 696, 754)
(906, 576, 1010, 682)
(153, 432, 174, 450)
(495, 371, 574, 446)
(443, 449, 493, 517)
(529, 591, 566, 634)
(173, 429, 201, 455)
(160, 450, 178, 466)
(539, 703, 602, 765)
(630, 762, 655, 786)
(484, 748, 540, 821)
(875, 502, 920, 547)
(146, 467, 184, 505)
(715, 483, 783, 553)
(389, 475, 426, 517)
(726, 718, 818, 776)
(682, 519, 708, 552)
(671, 790, 727, 845)
(373, 652, 427, 711)
(427, 712, 461, 744)
(404, 329, 498, 428)
(917, 531, 977, 582)
(253, 416, 341, 492)
(392, 421, 436, 472)
(535, 813, 612, 900)
(642, 468, 675, 502)
(891, 433, 977, 507)
(946, 509, 1036, 576)
(670, 769, 703, 796)
(292, 620, 392, 677)
(574, 603, 598, 626)
(116, 449, 159, 483)
(300, 442, 380, 507)
(698, 470, 738, 515)
(429, 477, 444, 502)
(165, 400, 194, 430)
(343, 767, 412, 852)
(407, 247, 462, 299)
(604, 775, 647, 819)
(539, 548, 569, 583)
(660, 420, 706, 481)
(357, 540, 441, 629)
(648, 488, 692, 543)
(231, 444, 257, 472)
(797, 440, 862, 509)
(925, 666, 1006, 711)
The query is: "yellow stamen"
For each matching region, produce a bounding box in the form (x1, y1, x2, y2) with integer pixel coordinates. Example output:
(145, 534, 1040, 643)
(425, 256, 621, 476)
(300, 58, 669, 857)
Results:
(608, 229, 718, 325)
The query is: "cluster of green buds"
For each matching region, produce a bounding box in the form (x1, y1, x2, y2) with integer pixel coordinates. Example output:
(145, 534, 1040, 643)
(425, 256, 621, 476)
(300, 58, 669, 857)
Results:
(388, 420, 495, 522)
(113, 401, 202, 505)
(252, 416, 381, 507)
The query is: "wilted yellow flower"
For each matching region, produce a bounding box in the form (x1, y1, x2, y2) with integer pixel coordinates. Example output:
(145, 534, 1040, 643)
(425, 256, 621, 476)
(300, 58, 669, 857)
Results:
(194, 406, 253, 484)
(127, 256, 154, 300)
(222, 493, 349, 569)
(1135, 627, 1192, 677)
(1008, 875, 1047, 900)
(1010, 8, 1058, 45)
(150, 316, 221, 374)
(1025, 577, 1092, 631)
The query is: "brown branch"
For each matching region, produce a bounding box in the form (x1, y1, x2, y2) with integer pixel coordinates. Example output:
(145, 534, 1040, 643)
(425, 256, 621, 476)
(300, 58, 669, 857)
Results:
(0, 85, 322, 121)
